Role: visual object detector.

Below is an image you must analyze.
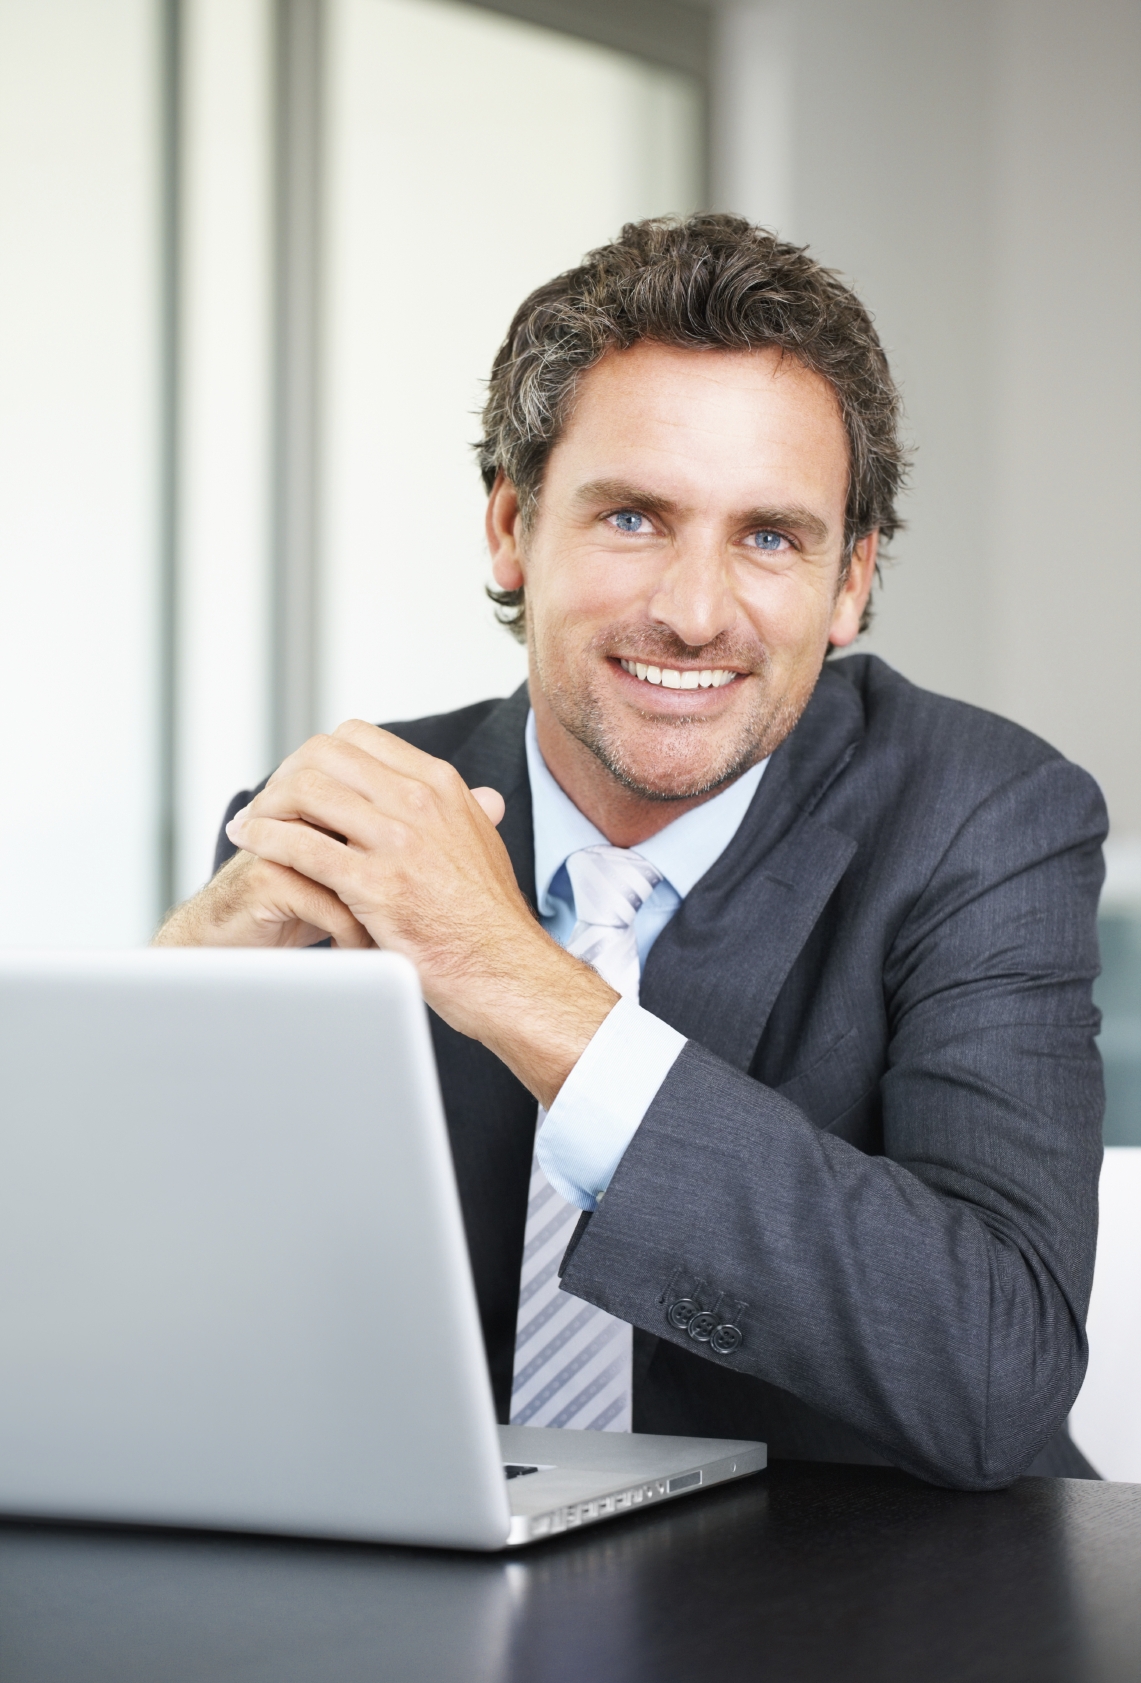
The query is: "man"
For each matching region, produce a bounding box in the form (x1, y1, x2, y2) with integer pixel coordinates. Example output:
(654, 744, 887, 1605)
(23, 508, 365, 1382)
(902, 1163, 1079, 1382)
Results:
(157, 215, 1105, 1489)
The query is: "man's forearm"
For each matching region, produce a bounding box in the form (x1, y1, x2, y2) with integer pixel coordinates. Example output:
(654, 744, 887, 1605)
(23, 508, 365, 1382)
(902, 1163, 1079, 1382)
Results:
(412, 920, 619, 1111)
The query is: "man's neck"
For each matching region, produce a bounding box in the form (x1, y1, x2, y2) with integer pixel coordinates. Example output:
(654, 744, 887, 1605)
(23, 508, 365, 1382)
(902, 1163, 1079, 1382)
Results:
(529, 685, 732, 849)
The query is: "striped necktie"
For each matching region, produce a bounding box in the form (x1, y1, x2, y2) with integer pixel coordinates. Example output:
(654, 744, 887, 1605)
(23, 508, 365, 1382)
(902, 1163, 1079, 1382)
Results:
(509, 845, 662, 1433)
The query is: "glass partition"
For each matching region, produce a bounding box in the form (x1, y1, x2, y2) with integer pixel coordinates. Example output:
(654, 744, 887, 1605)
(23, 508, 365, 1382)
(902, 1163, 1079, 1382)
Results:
(1098, 908, 1141, 1146)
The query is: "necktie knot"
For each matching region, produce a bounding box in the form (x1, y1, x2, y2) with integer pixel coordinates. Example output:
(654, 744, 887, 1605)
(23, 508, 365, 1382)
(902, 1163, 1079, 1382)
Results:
(564, 845, 661, 999)
(564, 845, 661, 932)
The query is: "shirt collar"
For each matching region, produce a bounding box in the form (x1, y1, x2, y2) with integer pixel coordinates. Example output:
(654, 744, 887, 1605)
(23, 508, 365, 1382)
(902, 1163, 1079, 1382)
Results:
(525, 710, 768, 914)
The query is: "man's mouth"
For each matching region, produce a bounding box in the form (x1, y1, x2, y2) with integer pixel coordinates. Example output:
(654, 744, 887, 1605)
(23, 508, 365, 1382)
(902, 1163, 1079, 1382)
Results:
(618, 658, 741, 691)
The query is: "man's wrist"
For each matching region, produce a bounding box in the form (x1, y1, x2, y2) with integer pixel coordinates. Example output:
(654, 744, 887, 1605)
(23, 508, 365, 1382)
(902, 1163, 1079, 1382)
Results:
(152, 859, 250, 947)
(427, 925, 618, 1108)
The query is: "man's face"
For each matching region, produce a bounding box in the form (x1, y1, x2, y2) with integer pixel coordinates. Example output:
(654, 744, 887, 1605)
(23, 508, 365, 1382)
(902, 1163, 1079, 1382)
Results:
(490, 342, 876, 803)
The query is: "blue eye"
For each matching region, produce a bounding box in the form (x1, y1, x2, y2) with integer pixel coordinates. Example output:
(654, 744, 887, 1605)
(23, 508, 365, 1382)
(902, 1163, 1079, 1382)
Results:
(751, 530, 786, 551)
(612, 511, 647, 534)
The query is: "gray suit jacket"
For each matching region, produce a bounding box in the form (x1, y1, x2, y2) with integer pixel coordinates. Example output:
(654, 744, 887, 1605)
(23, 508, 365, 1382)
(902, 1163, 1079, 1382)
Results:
(216, 655, 1106, 1489)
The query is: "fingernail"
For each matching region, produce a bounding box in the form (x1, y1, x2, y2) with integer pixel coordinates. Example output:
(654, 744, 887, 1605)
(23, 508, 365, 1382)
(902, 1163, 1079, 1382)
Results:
(225, 806, 250, 840)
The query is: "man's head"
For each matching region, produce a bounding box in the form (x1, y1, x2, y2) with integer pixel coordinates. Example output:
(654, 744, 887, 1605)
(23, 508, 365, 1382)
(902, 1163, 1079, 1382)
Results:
(479, 215, 906, 824)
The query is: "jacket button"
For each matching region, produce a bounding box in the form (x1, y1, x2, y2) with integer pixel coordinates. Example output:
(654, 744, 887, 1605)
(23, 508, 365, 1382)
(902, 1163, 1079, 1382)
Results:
(710, 1323, 743, 1356)
(667, 1297, 699, 1331)
(687, 1311, 716, 1342)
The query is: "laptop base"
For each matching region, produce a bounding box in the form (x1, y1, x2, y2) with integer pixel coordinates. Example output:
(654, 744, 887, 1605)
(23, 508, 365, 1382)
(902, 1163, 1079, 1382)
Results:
(499, 1425, 766, 1546)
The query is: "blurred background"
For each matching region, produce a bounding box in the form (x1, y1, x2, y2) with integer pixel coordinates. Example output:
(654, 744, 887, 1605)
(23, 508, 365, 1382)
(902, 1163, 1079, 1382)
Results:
(0, 0, 1137, 1469)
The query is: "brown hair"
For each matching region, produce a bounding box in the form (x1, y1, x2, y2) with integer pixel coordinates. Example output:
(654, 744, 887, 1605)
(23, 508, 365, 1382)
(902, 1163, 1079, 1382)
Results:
(478, 213, 907, 639)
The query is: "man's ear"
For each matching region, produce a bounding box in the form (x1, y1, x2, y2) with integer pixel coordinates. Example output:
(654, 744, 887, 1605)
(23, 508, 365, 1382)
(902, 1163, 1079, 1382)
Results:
(486, 472, 526, 591)
(828, 530, 879, 648)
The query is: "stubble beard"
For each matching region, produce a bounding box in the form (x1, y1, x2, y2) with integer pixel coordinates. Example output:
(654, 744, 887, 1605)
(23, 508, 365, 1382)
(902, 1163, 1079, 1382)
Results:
(533, 626, 815, 803)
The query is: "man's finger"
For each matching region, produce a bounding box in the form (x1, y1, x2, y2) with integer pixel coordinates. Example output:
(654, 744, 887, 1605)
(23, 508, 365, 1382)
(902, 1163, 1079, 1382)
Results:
(154, 853, 374, 950)
(271, 728, 470, 824)
(231, 768, 400, 853)
(225, 813, 368, 904)
(252, 860, 374, 949)
(329, 718, 469, 794)
(270, 727, 422, 797)
(250, 754, 503, 843)
(470, 786, 505, 826)
(331, 717, 422, 764)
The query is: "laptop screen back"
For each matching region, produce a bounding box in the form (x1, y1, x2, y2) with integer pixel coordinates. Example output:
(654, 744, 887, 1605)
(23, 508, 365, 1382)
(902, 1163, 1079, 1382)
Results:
(0, 948, 511, 1548)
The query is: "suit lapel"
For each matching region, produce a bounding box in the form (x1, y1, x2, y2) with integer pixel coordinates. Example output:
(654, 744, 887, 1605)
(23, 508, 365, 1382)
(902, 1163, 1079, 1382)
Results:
(451, 684, 536, 906)
(640, 666, 865, 1070)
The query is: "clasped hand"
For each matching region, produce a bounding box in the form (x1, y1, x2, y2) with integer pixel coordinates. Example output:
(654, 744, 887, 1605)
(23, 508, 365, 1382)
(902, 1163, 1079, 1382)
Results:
(156, 720, 617, 1106)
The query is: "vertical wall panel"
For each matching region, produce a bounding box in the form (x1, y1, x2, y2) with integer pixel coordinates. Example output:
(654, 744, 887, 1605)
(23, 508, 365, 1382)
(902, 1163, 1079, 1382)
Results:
(176, 0, 274, 898)
(319, 0, 702, 736)
(712, 1, 792, 234)
(0, 0, 161, 945)
(270, 0, 324, 768)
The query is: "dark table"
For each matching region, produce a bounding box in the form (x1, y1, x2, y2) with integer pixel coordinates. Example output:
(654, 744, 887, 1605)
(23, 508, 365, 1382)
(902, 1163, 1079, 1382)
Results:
(2, 1463, 1139, 1683)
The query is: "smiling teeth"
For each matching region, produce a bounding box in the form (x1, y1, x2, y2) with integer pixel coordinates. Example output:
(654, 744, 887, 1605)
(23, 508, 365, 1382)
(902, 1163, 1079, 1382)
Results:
(620, 660, 738, 689)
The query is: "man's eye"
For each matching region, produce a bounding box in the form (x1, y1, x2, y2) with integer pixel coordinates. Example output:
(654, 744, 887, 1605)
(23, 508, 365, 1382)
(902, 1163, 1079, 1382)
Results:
(749, 529, 789, 552)
(610, 511, 649, 534)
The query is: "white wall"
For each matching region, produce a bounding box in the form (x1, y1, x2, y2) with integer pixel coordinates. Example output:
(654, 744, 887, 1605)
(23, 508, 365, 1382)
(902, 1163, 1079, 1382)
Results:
(318, 0, 702, 734)
(988, 0, 1141, 841)
(713, 0, 1141, 837)
(1070, 1149, 1141, 1482)
(0, 0, 161, 945)
(174, 0, 274, 901)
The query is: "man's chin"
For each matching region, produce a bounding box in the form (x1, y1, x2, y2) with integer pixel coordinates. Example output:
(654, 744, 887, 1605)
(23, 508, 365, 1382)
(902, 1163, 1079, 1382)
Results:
(538, 657, 813, 804)
(582, 725, 764, 804)
(606, 769, 747, 803)
(569, 680, 812, 802)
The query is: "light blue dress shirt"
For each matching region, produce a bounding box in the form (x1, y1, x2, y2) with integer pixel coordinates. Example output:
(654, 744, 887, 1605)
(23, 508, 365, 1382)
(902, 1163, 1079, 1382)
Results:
(526, 711, 768, 1210)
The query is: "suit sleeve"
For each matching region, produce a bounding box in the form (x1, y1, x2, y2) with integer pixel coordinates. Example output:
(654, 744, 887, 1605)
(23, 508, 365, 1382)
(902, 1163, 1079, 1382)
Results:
(212, 788, 255, 876)
(559, 757, 1107, 1490)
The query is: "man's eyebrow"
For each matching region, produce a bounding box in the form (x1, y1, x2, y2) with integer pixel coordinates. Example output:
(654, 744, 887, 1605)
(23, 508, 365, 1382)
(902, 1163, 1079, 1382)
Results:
(572, 480, 832, 546)
(738, 505, 831, 546)
(571, 479, 679, 519)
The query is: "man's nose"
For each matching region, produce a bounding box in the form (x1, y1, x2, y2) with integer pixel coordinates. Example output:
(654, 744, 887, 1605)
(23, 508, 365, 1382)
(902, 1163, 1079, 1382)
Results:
(646, 540, 737, 649)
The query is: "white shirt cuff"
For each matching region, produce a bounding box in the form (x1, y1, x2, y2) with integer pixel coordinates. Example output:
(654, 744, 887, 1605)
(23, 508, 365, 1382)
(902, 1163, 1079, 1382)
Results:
(535, 995, 687, 1213)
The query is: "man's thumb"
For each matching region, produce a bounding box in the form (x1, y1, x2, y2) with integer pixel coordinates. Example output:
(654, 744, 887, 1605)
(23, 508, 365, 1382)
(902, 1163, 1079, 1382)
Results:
(470, 785, 506, 827)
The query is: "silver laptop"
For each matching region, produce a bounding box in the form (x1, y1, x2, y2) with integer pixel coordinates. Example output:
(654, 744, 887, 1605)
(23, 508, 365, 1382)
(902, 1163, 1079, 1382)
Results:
(0, 949, 764, 1549)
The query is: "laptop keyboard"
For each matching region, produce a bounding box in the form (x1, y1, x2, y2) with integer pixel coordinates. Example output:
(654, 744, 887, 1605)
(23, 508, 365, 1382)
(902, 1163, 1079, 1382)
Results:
(503, 1463, 540, 1480)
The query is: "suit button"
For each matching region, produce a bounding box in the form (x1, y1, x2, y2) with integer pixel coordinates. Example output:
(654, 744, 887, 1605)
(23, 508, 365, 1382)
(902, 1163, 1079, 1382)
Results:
(667, 1297, 699, 1331)
(710, 1323, 743, 1355)
(687, 1311, 716, 1342)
